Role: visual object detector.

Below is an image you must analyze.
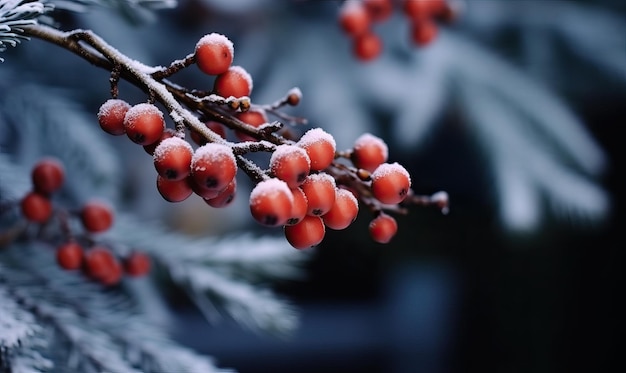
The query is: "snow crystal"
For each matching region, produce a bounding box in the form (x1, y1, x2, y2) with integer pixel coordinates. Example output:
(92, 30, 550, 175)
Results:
(249, 178, 294, 204)
(191, 143, 235, 169)
(196, 33, 235, 60)
(97, 98, 130, 119)
(153, 136, 193, 163)
(298, 127, 336, 150)
(354, 133, 388, 159)
(371, 162, 411, 184)
(304, 172, 336, 188)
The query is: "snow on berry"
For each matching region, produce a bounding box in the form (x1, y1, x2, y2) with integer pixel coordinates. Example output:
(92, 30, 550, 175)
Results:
(298, 127, 336, 171)
(191, 143, 237, 191)
(352, 132, 388, 172)
(123, 103, 165, 145)
(370, 162, 412, 205)
(270, 144, 311, 188)
(153, 136, 194, 181)
(213, 65, 253, 98)
(98, 98, 131, 136)
(249, 178, 294, 227)
(195, 33, 234, 76)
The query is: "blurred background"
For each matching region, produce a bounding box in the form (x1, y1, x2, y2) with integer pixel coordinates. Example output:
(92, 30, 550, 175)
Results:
(3, 0, 625, 372)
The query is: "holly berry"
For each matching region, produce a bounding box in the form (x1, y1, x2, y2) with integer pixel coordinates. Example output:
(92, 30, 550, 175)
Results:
(123, 103, 165, 146)
(300, 173, 336, 216)
(204, 178, 237, 208)
(20, 192, 52, 223)
(322, 188, 359, 230)
(56, 241, 84, 270)
(339, 0, 371, 37)
(191, 143, 237, 192)
(286, 187, 308, 226)
(249, 178, 293, 227)
(144, 128, 176, 155)
(153, 137, 193, 181)
(351, 133, 388, 172)
(235, 109, 268, 142)
(124, 251, 151, 277)
(284, 215, 325, 250)
(370, 162, 411, 205)
(353, 31, 383, 61)
(156, 175, 193, 203)
(195, 33, 234, 76)
(368, 212, 398, 243)
(270, 144, 311, 188)
(31, 157, 65, 195)
(80, 200, 114, 233)
(97, 98, 131, 136)
(84, 247, 122, 286)
(298, 128, 336, 171)
(213, 65, 253, 98)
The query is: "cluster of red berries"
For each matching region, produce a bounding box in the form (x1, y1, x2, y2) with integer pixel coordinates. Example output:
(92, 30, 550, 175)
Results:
(16, 157, 150, 286)
(338, 0, 460, 61)
(92, 30, 445, 250)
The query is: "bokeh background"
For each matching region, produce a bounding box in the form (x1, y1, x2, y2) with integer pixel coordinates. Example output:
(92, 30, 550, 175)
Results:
(3, 0, 624, 372)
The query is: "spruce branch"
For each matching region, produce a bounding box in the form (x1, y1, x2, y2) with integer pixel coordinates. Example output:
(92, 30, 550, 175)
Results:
(0, 0, 50, 61)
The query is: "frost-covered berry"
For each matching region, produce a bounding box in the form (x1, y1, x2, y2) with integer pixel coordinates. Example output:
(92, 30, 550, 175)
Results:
(270, 144, 311, 188)
(204, 178, 237, 208)
(213, 65, 253, 98)
(123, 103, 165, 146)
(368, 212, 398, 243)
(80, 199, 114, 233)
(144, 128, 176, 155)
(20, 192, 52, 223)
(353, 31, 383, 61)
(286, 187, 308, 226)
(56, 241, 84, 270)
(191, 143, 237, 191)
(322, 188, 359, 230)
(156, 175, 193, 203)
(98, 98, 131, 136)
(298, 128, 336, 171)
(195, 33, 234, 76)
(249, 178, 293, 227)
(31, 157, 65, 195)
(351, 133, 388, 172)
(370, 162, 411, 205)
(153, 137, 193, 181)
(300, 173, 336, 216)
(284, 215, 325, 250)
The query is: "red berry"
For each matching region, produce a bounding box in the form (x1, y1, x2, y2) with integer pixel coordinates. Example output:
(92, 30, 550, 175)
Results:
(31, 157, 65, 195)
(249, 178, 293, 227)
(204, 178, 237, 208)
(353, 31, 383, 61)
(300, 173, 337, 216)
(322, 188, 359, 230)
(124, 251, 151, 277)
(351, 133, 389, 172)
(339, 0, 371, 37)
(284, 215, 325, 250)
(153, 137, 193, 181)
(143, 128, 176, 155)
(123, 103, 165, 146)
(191, 143, 237, 192)
(56, 241, 84, 270)
(20, 192, 52, 223)
(368, 213, 398, 243)
(195, 33, 234, 76)
(98, 98, 131, 136)
(189, 176, 220, 200)
(410, 18, 439, 46)
(213, 66, 253, 98)
(363, 0, 393, 22)
(156, 175, 193, 203)
(80, 199, 114, 233)
(270, 144, 311, 188)
(286, 187, 308, 226)
(235, 109, 268, 142)
(370, 162, 411, 205)
(298, 128, 336, 171)
(403, 0, 440, 19)
(84, 247, 122, 286)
